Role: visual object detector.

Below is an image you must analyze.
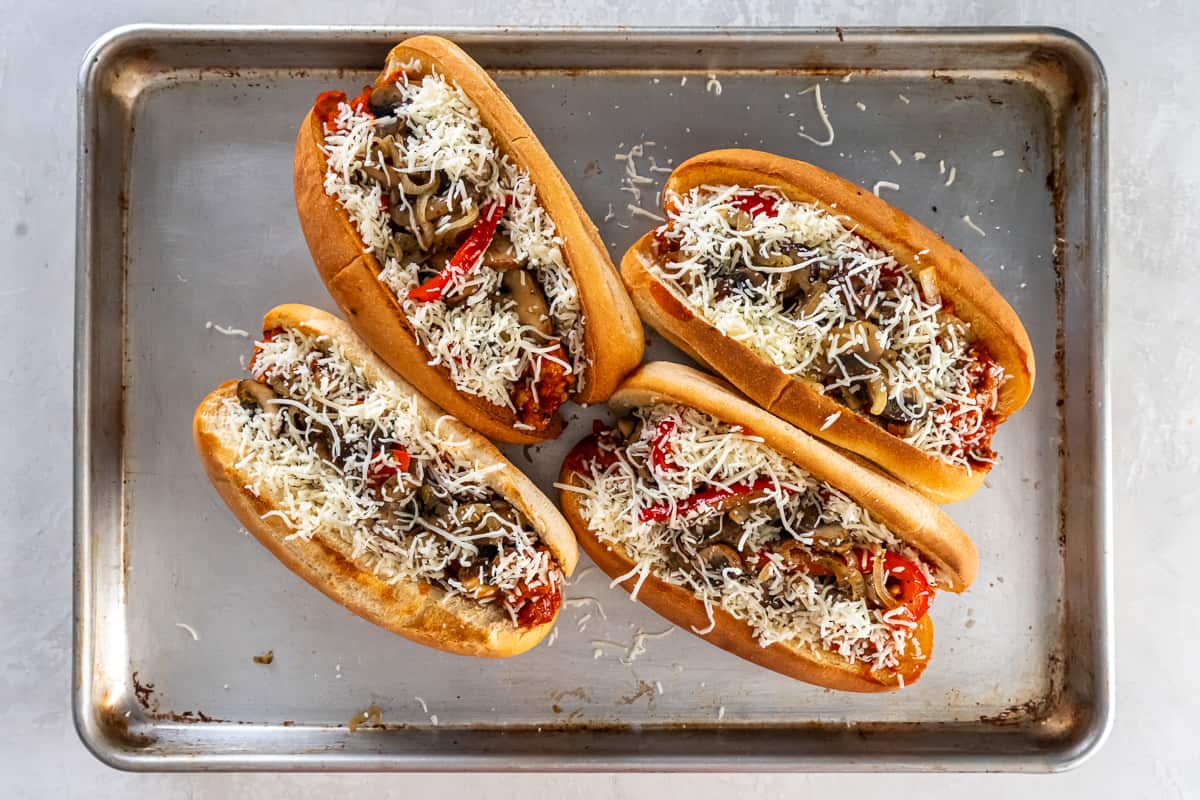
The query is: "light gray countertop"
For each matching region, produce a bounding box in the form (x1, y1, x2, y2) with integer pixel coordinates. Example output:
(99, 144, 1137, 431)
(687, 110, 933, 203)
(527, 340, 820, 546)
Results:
(1, 0, 1195, 796)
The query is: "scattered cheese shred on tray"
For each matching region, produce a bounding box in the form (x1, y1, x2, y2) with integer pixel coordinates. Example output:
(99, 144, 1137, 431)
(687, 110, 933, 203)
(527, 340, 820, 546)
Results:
(796, 84, 836, 147)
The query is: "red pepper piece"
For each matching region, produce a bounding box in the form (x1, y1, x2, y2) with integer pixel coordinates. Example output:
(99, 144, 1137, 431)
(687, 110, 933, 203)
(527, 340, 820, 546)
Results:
(731, 191, 779, 218)
(638, 477, 780, 523)
(855, 550, 933, 622)
(408, 200, 507, 303)
(314, 90, 347, 131)
(563, 421, 620, 476)
(366, 447, 412, 489)
(348, 85, 373, 113)
(314, 87, 374, 133)
(649, 419, 679, 472)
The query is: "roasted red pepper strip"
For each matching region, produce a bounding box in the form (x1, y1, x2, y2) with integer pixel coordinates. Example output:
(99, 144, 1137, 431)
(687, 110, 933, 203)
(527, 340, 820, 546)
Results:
(731, 191, 779, 218)
(649, 419, 679, 472)
(366, 447, 412, 489)
(408, 200, 507, 303)
(638, 478, 779, 523)
(314, 86, 374, 133)
(564, 421, 621, 476)
(855, 550, 933, 622)
(348, 85, 373, 113)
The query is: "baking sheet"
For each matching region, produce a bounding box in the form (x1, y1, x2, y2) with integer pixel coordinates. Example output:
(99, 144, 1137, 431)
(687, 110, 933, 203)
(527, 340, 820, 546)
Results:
(74, 26, 1111, 771)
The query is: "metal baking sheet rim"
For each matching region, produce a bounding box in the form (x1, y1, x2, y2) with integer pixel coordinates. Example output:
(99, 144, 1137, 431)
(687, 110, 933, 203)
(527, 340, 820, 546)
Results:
(73, 24, 1113, 772)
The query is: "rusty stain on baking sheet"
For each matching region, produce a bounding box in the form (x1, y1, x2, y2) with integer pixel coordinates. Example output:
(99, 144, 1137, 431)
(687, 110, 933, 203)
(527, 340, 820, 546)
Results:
(550, 686, 591, 704)
(96, 703, 155, 748)
(131, 671, 157, 710)
(347, 704, 384, 732)
(156, 709, 227, 723)
(618, 680, 656, 706)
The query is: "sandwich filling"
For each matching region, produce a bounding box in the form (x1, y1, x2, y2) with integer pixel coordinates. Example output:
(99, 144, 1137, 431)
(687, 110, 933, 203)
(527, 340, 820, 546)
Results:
(562, 404, 942, 679)
(651, 185, 1006, 468)
(316, 68, 586, 431)
(220, 326, 563, 628)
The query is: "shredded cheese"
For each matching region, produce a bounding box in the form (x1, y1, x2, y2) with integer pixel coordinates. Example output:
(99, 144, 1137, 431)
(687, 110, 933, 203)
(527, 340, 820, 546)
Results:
(651, 185, 1004, 467)
(572, 405, 943, 672)
(321, 72, 588, 411)
(796, 84, 835, 147)
(221, 328, 561, 617)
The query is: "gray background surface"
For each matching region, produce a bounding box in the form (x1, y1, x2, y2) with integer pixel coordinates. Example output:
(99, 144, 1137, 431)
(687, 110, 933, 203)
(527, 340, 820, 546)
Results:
(1, 0, 1194, 796)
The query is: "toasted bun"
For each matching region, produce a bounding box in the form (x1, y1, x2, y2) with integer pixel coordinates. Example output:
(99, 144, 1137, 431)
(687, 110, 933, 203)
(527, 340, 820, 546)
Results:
(194, 304, 578, 657)
(558, 361, 977, 690)
(295, 35, 643, 444)
(621, 149, 1035, 503)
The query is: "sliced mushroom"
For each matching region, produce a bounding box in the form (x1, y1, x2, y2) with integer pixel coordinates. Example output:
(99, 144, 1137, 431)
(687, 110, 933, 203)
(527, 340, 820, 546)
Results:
(867, 376, 889, 416)
(831, 320, 885, 364)
(503, 269, 553, 336)
(423, 195, 455, 222)
(831, 554, 868, 600)
(399, 171, 439, 196)
(236, 379, 284, 435)
(716, 267, 768, 301)
(719, 208, 752, 231)
(787, 496, 823, 531)
(697, 543, 745, 574)
(374, 115, 403, 138)
(778, 268, 811, 301)
(386, 228, 420, 261)
(381, 470, 421, 498)
(442, 280, 483, 307)
(375, 136, 401, 165)
(728, 495, 768, 524)
(753, 252, 796, 269)
(807, 524, 849, 543)
(483, 235, 524, 271)
(917, 267, 941, 304)
(388, 200, 409, 229)
(362, 163, 401, 187)
(410, 196, 435, 250)
(458, 570, 498, 599)
(879, 396, 917, 424)
(453, 503, 492, 527)
(368, 84, 403, 116)
(432, 204, 480, 248)
(800, 281, 829, 317)
(237, 378, 277, 408)
(309, 434, 333, 463)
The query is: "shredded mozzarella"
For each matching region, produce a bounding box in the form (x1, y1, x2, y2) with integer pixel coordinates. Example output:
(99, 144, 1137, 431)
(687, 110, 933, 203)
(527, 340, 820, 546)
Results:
(651, 185, 1004, 467)
(221, 328, 559, 611)
(321, 72, 587, 410)
(572, 405, 941, 671)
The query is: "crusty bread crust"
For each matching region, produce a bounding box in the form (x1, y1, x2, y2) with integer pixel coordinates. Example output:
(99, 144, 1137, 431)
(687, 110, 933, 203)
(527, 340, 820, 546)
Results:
(558, 361, 977, 690)
(621, 149, 1036, 503)
(194, 304, 578, 657)
(294, 35, 643, 443)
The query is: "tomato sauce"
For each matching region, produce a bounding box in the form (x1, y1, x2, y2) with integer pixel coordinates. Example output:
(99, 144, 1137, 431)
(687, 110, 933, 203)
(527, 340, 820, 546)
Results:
(512, 344, 574, 432)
